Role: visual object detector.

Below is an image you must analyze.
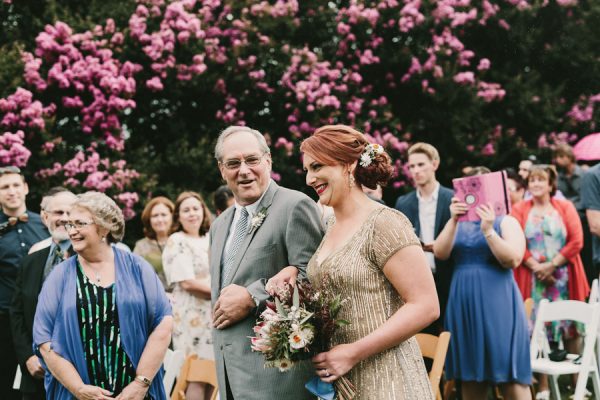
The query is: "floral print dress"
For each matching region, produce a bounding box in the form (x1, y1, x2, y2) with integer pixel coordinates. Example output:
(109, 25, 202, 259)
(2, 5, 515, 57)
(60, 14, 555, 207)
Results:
(525, 208, 578, 341)
(163, 232, 214, 359)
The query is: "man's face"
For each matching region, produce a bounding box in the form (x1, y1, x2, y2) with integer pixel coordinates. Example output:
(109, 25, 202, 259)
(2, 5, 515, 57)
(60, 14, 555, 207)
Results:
(407, 152, 438, 187)
(44, 192, 76, 242)
(518, 160, 533, 180)
(0, 173, 28, 214)
(554, 155, 571, 170)
(219, 132, 272, 206)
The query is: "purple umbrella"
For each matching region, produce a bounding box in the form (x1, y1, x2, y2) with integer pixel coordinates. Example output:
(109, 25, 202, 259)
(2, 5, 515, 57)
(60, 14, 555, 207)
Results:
(573, 132, 600, 161)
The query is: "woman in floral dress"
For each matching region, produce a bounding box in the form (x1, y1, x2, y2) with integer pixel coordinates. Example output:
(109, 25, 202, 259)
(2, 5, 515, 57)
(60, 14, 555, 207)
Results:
(512, 165, 589, 399)
(163, 191, 213, 399)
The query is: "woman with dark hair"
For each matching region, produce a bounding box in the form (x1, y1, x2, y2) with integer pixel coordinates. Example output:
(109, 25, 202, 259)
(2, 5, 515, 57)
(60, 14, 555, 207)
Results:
(162, 191, 213, 399)
(434, 166, 531, 400)
(212, 185, 234, 216)
(33, 192, 172, 399)
(511, 165, 589, 399)
(134, 196, 175, 289)
(269, 125, 438, 399)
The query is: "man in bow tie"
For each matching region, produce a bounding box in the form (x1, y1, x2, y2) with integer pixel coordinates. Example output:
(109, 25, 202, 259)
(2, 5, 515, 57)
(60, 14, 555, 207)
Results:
(0, 166, 48, 399)
(10, 188, 76, 400)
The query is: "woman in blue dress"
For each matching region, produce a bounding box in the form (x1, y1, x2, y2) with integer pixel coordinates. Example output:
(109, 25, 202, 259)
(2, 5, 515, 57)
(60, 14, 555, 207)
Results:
(433, 167, 532, 399)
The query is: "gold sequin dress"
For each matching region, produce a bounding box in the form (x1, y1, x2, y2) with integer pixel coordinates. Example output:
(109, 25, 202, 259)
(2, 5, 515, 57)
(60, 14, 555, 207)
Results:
(307, 207, 434, 400)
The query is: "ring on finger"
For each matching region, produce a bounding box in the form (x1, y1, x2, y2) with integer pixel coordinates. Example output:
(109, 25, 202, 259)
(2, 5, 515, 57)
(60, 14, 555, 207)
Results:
(324, 368, 330, 377)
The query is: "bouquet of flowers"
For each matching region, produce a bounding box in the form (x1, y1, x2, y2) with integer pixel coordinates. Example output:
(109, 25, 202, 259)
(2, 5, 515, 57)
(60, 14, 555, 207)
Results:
(250, 278, 348, 371)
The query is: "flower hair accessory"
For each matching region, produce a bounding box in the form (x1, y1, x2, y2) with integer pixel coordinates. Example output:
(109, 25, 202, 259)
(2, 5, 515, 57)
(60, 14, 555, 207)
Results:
(359, 143, 384, 167)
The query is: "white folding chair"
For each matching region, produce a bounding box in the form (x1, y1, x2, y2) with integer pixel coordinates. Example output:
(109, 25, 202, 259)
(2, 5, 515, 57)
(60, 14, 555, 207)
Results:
(162, 349, 185, 396)
(12, 365, 21, 390)
(530, 299, 600, 400)
(589, 278, 599, 304)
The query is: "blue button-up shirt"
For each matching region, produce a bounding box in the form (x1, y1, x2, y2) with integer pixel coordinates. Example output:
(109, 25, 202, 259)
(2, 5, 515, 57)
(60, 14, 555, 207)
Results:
(0, 210, 48, 311)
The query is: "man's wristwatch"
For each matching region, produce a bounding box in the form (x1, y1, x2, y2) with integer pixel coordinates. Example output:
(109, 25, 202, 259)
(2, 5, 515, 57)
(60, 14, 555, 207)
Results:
(134, 375, 152, 387)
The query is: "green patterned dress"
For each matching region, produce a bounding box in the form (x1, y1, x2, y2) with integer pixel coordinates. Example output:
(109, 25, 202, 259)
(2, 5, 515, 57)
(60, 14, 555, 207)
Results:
(75, 261, 139, 396)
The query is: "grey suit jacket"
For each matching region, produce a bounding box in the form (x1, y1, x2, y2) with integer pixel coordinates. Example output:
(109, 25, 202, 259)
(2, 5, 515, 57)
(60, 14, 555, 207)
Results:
(209, 181, 324, 400)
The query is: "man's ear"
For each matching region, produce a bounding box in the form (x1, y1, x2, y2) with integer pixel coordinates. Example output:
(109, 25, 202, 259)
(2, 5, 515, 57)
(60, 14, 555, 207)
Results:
(432, 159, 440, 171)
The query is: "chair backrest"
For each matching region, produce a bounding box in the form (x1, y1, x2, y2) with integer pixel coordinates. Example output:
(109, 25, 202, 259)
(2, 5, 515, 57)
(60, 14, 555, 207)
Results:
(171, 355, 218, 400)
(531, 299, 600, 363)
(416, 332, 451, 399)
(589, 279, 599, 304)
(163, 349, 185, 396)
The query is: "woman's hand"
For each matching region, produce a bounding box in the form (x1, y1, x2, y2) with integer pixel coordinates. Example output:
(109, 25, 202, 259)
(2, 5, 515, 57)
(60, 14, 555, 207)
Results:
(115, 381, 149, 400)
(75, 384, 114, 399)
(265, 266, 298, 295)
(533, 261, 556, 283)
(476, 203, 496, 235)
(312, 343, 359, 383)
(449, 197, 468, 221)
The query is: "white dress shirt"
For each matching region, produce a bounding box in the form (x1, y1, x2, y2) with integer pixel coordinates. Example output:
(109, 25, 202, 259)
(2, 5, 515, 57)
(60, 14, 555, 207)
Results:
(417, 182, 440, 272)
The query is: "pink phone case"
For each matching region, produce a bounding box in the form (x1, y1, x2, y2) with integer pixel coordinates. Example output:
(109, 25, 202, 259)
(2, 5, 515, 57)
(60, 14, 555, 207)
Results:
(452, 171, 511, 222)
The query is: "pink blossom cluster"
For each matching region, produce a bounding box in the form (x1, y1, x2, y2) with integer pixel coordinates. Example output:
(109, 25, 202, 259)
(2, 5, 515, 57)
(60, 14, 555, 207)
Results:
(130, 0, 210, 89)
(248, 0, 299, 18)
(115, 192, 140, 220)
(0, 131, 31, 167)
(567, 93, 600, 124)
(24, 21, 140, 150)
(537, 131, 578, 149)
(0, 88, 50, 131)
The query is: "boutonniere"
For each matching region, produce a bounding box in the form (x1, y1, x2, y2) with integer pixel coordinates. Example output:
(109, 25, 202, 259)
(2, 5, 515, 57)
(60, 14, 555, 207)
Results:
(248, 207, 269, 234)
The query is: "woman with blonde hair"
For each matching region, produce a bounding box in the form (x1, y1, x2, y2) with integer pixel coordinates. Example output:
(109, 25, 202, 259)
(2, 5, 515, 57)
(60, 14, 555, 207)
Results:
(512, 165, 589, 399)
(33, 191, 172, 399)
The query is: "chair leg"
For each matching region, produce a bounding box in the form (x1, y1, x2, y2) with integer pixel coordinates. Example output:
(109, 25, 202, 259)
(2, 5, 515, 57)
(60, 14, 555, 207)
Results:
(592, 369, 600, 399)
(549, 374, 561, 400)
(443, 380, 455, 400)
(573, 370, 590, 400)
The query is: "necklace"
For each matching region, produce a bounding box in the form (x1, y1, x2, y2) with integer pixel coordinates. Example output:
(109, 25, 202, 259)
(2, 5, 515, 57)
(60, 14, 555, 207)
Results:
(155, 239, 165, 253)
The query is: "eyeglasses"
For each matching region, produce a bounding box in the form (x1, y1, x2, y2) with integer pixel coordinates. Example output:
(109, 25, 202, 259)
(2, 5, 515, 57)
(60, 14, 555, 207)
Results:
(0, 166, 21, 175)
(220, 153, 267, 170)
(64, 220, 95, 231)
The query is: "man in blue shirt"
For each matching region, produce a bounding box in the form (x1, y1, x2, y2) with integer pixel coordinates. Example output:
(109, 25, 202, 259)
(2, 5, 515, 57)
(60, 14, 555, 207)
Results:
(582, 163, 600, 279)
(0, 166, 48, 399)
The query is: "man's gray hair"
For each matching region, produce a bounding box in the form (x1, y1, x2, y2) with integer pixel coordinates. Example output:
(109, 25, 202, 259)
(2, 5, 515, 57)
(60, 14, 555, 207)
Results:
(214, 126, 270, 161)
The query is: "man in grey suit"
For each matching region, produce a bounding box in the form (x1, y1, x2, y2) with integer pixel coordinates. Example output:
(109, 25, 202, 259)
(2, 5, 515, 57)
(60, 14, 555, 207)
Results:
(209, 126, 323, 400)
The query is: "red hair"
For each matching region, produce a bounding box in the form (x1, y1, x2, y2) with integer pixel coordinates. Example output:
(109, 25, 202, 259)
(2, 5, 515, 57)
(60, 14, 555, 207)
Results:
(300, 125, 393, 189)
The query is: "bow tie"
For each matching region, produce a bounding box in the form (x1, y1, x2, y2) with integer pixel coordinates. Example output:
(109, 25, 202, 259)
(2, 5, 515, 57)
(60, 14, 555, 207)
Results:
(8, 213, 29, 225)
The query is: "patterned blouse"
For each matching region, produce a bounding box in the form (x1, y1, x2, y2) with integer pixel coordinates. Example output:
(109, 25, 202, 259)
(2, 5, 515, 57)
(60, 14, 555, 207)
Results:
(76, 262, 137, 396)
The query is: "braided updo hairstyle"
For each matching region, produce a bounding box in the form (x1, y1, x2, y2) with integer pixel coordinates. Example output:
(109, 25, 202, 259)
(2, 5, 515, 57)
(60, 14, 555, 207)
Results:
(300, 125, 393, 190)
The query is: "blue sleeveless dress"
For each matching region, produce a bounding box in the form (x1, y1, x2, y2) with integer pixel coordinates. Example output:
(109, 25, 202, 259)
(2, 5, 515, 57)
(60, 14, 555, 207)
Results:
(444, 217, 531, 384)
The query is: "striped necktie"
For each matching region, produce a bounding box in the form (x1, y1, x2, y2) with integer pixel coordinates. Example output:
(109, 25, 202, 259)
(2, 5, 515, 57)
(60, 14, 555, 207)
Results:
(221, 207, 249, 288)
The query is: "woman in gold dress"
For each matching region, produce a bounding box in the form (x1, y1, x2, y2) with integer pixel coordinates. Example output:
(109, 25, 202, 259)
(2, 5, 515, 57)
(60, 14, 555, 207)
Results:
(269, 125, 438, 399)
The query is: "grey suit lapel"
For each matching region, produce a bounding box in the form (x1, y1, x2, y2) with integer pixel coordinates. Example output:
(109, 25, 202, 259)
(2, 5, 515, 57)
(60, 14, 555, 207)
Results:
(221, 181, 279, 288)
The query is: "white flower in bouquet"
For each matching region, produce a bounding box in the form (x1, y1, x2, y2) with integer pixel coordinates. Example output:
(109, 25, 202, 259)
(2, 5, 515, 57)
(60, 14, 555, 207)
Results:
(289, 327, 315, 350)
(273, 358, 293, 372)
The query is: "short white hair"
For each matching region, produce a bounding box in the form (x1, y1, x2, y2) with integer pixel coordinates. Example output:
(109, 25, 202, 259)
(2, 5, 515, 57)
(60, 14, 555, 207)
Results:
(214, 126, 270, 161)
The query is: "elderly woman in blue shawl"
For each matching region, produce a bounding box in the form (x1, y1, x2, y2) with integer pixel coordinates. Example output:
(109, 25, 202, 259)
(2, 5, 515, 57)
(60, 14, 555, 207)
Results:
(33, 192, 172, 400)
